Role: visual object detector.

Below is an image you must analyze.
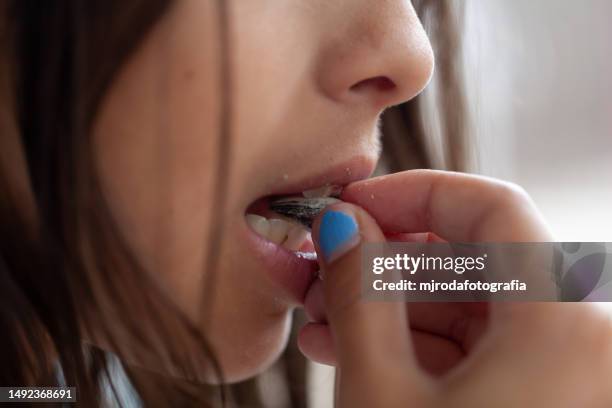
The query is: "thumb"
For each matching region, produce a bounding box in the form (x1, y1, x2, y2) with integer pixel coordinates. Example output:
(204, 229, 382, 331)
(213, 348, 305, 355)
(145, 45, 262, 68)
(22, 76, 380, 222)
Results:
(312, 203, 421, 379)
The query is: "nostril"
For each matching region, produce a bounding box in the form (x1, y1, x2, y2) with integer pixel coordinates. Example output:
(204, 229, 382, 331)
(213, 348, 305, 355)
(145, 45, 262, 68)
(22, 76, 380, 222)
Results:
(349, 76, 396, 93)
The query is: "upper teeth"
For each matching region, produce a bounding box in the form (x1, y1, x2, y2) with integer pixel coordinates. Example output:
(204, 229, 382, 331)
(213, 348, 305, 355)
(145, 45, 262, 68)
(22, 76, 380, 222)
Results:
(246, 214, 311, 251)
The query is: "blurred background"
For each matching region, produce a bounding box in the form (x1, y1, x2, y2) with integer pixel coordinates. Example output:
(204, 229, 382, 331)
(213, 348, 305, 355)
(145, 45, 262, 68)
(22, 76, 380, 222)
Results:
(465, 0, 612, 242)
(305, 1, 612, 406)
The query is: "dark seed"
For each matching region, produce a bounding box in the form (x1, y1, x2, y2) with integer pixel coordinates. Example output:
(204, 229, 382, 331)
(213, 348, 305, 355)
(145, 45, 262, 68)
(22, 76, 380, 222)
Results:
(270, 197, 341, 229)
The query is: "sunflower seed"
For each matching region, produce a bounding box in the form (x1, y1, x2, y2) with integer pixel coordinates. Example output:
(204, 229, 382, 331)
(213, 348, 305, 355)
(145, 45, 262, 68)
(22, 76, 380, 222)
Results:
(270, 197, 341, 229)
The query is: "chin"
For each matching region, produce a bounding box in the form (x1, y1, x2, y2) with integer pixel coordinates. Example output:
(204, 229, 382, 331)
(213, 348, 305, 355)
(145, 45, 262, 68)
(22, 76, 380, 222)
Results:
(209, 311, 294, 384)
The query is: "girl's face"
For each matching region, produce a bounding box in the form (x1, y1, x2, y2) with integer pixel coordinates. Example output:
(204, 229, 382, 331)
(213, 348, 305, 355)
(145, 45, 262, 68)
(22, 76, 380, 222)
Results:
(93, 0, 433, 382)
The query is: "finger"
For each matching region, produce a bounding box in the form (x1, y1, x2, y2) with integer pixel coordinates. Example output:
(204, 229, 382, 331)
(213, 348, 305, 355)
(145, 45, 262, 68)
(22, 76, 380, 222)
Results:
(304, 278, 326, 322)
(342, 169, 553, 242)
(407, 302, 489, 352)
(298, 322, 336, 365)
(385, 231, 446, 243)
(311, 202, 427, 387)
(443, 303, 612, 406)
(298, 322, 468, 377)
(412, 330, 464, 376)
(387, 232, 488, 357)
(343, 171, 559, 345)
(378, 233, 489, 353)
(303, 233, 450, 325)
(306, 283, 489, 351)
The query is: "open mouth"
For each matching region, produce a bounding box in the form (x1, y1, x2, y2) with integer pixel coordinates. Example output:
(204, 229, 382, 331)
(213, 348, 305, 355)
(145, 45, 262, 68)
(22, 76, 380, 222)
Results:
(245, 184, 342, 258)
(240, 158, 376, 303)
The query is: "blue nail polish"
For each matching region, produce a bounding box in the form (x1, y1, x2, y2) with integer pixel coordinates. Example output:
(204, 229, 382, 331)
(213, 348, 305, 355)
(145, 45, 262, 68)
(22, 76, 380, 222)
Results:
(319, 211, 359, 262)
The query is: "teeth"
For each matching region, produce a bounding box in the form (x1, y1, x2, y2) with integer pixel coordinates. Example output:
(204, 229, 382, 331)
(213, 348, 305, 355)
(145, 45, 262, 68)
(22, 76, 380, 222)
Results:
(283, 226, 310, 251)
(246, 214, 312, 251)
(302, 185, 342, 198)
(245, 214, 270, 237)
(268, 219, 291, 244)
(246, 182, 342, 251)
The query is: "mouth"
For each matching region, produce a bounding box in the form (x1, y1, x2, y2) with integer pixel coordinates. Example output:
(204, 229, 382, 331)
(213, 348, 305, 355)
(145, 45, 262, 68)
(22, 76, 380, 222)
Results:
(246, 184, 342, 254)
(241, 160, 375, 304)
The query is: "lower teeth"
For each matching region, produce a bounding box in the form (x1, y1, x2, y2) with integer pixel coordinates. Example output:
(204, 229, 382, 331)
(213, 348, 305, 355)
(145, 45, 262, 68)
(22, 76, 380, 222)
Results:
(246, 214, 311, 251)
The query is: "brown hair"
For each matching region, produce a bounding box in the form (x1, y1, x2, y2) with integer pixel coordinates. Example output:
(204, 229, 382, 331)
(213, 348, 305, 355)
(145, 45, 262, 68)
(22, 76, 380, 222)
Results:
(384, 0, 471, 173)
(0, 1, 468, 406)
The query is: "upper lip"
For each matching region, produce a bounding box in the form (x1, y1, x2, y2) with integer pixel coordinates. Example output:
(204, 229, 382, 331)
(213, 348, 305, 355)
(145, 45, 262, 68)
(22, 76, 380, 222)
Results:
(254, 156, 377, 200)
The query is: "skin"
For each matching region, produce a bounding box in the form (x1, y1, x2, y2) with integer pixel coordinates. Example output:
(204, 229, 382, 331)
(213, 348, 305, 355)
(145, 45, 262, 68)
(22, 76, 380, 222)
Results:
(304, 172, 612, 406)
(91, 0, 612, 403)
(93, 0, 433, 382)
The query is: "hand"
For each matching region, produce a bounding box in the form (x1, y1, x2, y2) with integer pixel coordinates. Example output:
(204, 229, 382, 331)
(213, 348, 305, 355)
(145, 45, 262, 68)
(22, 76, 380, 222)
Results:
(299, 170, 612, 407)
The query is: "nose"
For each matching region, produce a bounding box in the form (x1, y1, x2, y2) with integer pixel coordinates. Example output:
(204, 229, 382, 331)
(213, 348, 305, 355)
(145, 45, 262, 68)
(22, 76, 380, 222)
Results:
(316, 0, 434, 111)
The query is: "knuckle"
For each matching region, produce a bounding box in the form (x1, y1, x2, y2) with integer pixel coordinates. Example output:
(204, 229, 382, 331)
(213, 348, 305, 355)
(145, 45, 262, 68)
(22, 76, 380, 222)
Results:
(494, 180, 532, 205)
(575, 305, 612, 355)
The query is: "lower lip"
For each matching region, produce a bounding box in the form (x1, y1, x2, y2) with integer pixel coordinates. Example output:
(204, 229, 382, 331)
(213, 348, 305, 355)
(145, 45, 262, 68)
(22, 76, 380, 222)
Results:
(242, 222, 319, 304)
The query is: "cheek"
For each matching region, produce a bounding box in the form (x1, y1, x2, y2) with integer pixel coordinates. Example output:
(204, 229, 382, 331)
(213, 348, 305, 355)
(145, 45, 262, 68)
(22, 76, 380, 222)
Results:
(91, 0, 293, 381)
(92, 2, 220, 319)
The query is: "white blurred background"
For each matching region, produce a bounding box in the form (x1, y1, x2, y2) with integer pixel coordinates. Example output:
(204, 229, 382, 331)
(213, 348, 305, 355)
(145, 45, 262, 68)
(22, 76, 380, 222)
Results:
(465, 0, 612, 241)
(307, 1, 612, 406)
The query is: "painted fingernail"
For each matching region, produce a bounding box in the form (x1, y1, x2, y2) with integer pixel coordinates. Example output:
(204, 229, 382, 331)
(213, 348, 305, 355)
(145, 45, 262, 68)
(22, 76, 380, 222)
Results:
(318, 210, 360, 264)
